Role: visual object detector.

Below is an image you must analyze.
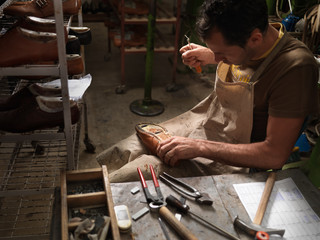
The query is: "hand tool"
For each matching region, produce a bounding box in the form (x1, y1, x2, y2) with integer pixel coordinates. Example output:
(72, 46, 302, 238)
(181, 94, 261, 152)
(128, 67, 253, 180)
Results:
(137, 166, 198, 239)
(166, 194, 240, 240)
(137, 165, 165, 210)
(185, 35, 202, 73)
(159, 172, 213, 205)
(233, 172, 285, 237)
(158, 217, 171, 240)
(159, 206, 198, 240)
(174, 196, 186, 221)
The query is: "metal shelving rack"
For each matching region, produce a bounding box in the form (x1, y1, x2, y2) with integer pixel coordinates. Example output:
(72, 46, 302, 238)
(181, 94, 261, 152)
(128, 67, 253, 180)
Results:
(0, 0, 83, 238)
(108, 0, 182, 93)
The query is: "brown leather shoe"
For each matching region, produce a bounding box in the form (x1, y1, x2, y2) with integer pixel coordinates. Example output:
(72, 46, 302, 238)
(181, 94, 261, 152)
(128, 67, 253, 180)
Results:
(3, 0, 81, 18)
(17, 16, 68, 38)
(0, 83, 61, 111)
(135, 123, 171, 155)
(0, 27, 59, 67)
(0, 96, 80, 133)
(19, 54, 84, 79)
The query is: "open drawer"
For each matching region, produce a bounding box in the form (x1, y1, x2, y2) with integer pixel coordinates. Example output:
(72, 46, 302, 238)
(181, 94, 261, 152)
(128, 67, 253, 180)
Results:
(60, 165, 120, 239)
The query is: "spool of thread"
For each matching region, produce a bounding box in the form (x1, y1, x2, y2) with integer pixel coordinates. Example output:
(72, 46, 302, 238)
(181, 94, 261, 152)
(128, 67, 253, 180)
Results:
(255, 231, 269, 240)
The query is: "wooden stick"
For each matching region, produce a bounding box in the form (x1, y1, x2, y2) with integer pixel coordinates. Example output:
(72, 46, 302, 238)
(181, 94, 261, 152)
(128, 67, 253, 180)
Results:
(253, 172, 276, 225)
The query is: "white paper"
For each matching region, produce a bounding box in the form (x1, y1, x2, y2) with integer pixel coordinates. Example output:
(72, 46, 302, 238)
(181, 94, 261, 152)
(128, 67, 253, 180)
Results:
(233, 178, 320, 240)
(41, 74, 92, 101)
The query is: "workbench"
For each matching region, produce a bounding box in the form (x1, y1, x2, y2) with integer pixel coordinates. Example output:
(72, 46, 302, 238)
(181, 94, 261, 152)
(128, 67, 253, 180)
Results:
(110, 169, 320, 240)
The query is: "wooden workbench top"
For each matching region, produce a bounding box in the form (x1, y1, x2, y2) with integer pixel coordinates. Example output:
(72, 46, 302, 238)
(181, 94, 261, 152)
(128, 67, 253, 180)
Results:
(110, 169, 320, 240)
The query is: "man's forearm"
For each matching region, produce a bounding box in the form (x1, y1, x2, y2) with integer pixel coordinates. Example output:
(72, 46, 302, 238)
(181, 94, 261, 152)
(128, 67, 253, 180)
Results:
(199, 140, 289, 170)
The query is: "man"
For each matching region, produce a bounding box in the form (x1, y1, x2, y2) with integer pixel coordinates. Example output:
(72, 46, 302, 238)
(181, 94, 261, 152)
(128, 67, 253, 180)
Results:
(97, 0, 319, 182)
(156, 0, 319, 170)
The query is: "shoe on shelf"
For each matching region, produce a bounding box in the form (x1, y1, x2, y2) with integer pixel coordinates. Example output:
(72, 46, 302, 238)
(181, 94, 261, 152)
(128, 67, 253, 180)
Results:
(17, 16, 68, 37)
(0, 96, 80, 133)
(135, 123, 171, 155)
(66, 35, 81, 54)
(0, 83, 62, 111)
(3, 0, 81, 18)
(69, 26, 92, 45)
(19, 54, 85, 79)
(0, 26, 60, 67)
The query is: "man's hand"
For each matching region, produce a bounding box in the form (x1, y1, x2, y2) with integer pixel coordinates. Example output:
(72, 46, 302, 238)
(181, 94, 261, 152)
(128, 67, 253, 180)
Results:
(157, 136, 203, 167)
(180, 43, 217, 68)
(156, 116, 305, 170)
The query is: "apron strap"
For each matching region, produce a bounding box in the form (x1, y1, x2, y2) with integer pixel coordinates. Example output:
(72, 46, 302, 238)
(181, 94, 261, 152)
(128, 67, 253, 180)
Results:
(250, 30, 289, 83)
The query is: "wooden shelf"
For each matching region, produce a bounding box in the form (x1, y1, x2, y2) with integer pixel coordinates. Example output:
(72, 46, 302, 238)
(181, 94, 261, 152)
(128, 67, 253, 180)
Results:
(107, 0, 182, 91)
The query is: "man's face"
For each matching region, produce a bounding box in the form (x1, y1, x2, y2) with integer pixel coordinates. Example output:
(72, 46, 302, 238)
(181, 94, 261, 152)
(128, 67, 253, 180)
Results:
(205, 30, 254, 65)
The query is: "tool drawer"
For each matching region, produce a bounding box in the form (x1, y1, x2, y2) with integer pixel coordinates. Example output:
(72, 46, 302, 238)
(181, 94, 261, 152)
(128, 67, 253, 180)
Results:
(60, 166, 120, 240)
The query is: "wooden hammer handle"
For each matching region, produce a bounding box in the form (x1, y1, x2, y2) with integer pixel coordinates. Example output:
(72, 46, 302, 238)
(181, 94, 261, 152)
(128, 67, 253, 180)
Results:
(253, 171, 276, 225)
(159, 206, 198, 240)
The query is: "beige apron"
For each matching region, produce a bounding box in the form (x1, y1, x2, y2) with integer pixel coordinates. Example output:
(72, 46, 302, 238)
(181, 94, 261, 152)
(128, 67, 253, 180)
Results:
(98, 33, 288, 183)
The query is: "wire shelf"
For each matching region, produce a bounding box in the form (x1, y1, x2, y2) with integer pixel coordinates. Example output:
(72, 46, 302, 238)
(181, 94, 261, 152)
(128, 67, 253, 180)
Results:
(0, 139, 67, 196)
(0, 193, 55, 240)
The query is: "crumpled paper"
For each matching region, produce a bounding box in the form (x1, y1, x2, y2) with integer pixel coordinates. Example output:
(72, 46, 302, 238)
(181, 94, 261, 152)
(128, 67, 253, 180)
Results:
(41, 74, 92, 101)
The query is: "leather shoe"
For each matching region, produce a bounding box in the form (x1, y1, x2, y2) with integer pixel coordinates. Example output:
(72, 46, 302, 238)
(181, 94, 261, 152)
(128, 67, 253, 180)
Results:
(66, 35, 81, 54)
(0, 27, 59, 67)
(3, 0, 81, 18)
(22, 54, 85, 79)
(0, 83, 61, 111)
(69, 26, 91, 45)
(135, 123, 171, 155)
(17, 16, 68, 38)
(0, 95, 80, 133)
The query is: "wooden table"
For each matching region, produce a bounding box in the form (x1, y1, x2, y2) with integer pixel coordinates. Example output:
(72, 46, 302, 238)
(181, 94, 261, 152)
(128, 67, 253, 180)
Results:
(110, 169, 320, 240)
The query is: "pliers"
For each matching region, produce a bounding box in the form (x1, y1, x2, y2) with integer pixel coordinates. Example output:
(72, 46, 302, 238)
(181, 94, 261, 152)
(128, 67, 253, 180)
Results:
(137, 165, 166, 210)
(159, 172, 213, 205)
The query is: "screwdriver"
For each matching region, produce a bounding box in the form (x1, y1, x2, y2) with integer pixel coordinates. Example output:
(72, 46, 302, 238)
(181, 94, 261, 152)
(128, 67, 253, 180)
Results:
(185, 35, 202, 74)
(166, 195, 240, 240)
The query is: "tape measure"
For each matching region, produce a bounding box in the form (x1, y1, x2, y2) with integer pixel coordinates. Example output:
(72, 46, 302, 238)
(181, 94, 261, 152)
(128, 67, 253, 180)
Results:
(255, 231, 269, 240)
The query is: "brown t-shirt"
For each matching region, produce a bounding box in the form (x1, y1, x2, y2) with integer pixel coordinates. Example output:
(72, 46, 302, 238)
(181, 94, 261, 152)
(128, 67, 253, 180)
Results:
(230, 33, 319, 142)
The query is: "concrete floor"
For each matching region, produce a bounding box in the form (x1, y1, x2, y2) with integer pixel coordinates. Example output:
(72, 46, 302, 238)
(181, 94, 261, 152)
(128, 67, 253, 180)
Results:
(77, 22, 215, 170)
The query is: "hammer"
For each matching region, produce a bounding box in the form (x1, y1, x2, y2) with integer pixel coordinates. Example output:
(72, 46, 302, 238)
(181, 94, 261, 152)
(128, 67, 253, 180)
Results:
(159, 205, 199, 240)
(233, 172, 285, 237)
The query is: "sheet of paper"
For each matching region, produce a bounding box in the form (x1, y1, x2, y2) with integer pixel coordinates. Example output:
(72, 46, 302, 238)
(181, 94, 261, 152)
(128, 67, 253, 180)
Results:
(41, 74, 92, 101)
(233, 178, 320, 240)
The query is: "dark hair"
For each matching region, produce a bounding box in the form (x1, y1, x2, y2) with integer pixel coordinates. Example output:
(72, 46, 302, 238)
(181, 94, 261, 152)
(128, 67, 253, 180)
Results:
(196, 0, 269, 48)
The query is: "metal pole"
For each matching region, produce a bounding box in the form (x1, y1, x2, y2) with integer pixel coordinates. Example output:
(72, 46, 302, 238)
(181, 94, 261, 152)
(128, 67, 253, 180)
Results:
(130, 0, 164, 116)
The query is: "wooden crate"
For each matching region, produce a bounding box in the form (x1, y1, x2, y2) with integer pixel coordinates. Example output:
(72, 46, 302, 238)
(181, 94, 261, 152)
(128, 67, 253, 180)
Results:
(60, 165, 120, 240)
